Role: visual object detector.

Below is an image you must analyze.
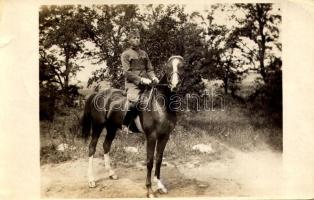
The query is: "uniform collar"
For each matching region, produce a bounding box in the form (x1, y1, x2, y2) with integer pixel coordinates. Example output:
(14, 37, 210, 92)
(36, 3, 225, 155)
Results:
(131, 46, 140, 51)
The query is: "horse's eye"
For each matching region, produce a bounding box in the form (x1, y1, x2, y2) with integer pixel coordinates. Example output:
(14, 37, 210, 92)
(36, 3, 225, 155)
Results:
(168, 65, 173, 72)
(178, 64, 184, 72)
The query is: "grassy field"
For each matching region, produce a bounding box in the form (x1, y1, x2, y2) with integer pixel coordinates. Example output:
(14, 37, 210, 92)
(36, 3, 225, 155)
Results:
(40, 96, 282, 166)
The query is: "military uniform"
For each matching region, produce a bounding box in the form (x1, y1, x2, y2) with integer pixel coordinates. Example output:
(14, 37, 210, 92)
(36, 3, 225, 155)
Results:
(121, 47, 157, 102)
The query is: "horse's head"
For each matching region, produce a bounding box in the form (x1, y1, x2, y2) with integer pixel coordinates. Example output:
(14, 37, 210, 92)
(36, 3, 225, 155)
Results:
(163, 55, 185, 92)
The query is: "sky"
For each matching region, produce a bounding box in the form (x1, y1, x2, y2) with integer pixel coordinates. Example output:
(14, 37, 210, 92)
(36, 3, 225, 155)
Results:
(72, 58, 102, 85)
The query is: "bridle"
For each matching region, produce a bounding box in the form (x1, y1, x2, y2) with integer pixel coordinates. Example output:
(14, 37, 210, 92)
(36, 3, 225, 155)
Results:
(145, 56, 184, 105)
(157, 56, 185, 89)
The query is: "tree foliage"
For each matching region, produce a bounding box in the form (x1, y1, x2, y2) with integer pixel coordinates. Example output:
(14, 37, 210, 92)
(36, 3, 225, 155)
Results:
(81, 5, 142, 89)
(40, 5, 89, 87)
(82, 4, 207, 95)
(39, 5, 90, 111)
(141, 5, 206, 95)
(232, 4, 282, 125)
(233, 3, 281, 82)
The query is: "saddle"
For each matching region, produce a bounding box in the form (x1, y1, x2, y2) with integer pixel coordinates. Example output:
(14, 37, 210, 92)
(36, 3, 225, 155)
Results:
(122, 88, 151, 132)
(95, 88, 151, 133)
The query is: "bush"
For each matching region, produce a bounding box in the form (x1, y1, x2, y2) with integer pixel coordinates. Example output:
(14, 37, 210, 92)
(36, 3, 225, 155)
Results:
(243, 58, 283, 150)
(40, 84, 83, 121)
(40, 145, 72, 165)
(249, 59, 282, 128)
(40, 84, 58, 121)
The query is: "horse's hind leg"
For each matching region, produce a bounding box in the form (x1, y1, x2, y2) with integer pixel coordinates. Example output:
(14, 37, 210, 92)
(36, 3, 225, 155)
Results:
(154, 134, 170, 194)
(87, 123, 103, 188)
(103, 125, 118, 180)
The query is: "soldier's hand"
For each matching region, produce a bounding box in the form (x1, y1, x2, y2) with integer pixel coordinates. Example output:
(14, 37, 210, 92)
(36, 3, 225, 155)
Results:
(141, 78, 152, 85)
(152, 77, 159, 84)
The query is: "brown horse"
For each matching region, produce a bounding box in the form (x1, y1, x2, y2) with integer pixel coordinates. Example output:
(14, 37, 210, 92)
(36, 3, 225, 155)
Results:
(81, 55, 185, 197)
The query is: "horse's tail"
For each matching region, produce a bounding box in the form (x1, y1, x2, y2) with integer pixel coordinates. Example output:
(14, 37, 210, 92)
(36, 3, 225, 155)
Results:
(81, 93, 96, 141)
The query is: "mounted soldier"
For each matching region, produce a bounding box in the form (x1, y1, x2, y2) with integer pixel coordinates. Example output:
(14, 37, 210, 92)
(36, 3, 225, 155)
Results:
(121, 29, 159, 132)
(82, 27, 185, 197)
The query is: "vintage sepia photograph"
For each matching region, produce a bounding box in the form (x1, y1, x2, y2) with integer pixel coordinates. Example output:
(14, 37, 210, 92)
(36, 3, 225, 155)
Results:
(39, 3, 283, 198)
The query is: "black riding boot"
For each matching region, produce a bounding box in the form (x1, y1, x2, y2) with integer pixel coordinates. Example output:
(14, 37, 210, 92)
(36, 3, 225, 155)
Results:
(123, 101, 138, 129)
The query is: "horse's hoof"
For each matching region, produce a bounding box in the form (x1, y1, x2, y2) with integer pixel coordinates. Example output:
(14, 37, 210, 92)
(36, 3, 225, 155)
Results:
(147, 193, 156, 198)
(88, 181, 96, 188)
(157, 188, 168, 194)
(109, 174, 118, 180)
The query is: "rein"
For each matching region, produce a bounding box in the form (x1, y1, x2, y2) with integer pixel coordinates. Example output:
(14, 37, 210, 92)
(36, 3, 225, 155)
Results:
(139, 73, 168, 109)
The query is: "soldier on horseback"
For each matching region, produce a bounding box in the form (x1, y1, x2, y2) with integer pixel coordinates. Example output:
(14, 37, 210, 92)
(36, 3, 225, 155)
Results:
(121, 29, 159, 132)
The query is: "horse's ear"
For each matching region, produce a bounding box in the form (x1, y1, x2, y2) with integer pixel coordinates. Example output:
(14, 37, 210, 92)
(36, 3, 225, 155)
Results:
(165, 60, 171, 69)
(180, 58, 186, 69)
(182, 59, 187, 68)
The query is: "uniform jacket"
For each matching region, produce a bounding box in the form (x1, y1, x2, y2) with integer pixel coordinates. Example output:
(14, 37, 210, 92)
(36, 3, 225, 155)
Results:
(121, 48, 157, 86)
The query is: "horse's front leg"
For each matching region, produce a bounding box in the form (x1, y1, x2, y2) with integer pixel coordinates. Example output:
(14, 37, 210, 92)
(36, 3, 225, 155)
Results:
(146, 136, 157, 198)
(154, 134, 170, 194)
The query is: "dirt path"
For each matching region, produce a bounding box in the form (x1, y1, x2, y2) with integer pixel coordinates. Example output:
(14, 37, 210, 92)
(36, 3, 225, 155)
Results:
(41, 148, 283, 198)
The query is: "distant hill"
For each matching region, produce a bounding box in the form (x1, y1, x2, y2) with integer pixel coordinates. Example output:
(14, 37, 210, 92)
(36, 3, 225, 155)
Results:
(241, 72, 263, 86)
(202, 72, 263, 99)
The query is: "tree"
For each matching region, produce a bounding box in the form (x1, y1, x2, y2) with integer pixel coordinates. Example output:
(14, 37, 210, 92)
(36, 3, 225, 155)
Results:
(39, 5, 90, 105)
(84, 5, 141, 89)
(232, 4, 282, 128)
(234, 3, 281, 83)
(199, 5, 247, 96)
(142, 5, 206, 95)
(86, 4, 207, 96)
(199, 3, 281, 100)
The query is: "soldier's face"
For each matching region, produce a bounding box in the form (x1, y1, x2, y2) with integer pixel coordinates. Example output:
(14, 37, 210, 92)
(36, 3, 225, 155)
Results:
(129, 35, 140, 47)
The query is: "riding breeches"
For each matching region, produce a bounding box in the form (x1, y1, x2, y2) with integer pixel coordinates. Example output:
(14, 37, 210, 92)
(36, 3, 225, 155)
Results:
(125, 82, 140, 103)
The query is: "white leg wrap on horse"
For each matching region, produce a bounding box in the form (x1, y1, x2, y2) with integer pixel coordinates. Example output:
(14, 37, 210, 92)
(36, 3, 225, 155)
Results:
(104, 153, 117, 178)
(104, 153, 111, 170)
(88, 156, 95, 182)
(154, 176, 168, 193)
(88, 156, 96, 188)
